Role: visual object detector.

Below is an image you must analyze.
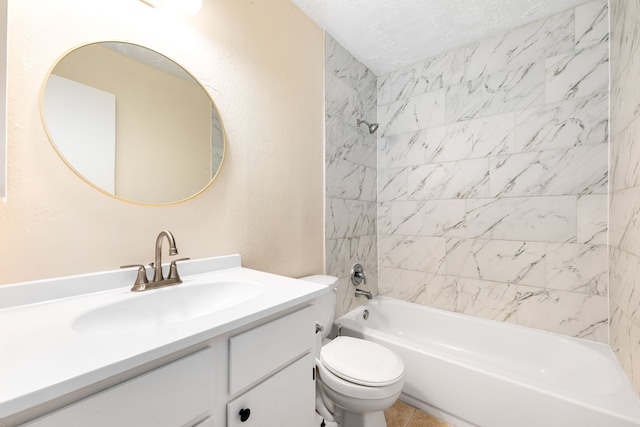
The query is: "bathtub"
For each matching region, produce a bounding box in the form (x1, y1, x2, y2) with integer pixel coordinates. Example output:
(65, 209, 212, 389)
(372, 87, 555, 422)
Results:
(335, 297, 640, 427)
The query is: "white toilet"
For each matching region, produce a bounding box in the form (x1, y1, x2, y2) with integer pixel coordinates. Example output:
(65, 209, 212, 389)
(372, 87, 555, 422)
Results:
(301, 275, 405, 427)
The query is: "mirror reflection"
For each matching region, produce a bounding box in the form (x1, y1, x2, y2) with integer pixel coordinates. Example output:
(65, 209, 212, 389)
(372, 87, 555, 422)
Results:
(42, 42, 224, 204)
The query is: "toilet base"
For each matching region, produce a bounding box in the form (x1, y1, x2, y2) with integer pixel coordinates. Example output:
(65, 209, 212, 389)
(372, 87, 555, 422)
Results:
(338, 408, 387, 427)
(316, 411, 339, 427)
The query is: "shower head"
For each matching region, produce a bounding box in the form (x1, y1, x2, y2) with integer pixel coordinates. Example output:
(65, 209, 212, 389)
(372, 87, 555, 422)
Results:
(357, 119, 379, 134)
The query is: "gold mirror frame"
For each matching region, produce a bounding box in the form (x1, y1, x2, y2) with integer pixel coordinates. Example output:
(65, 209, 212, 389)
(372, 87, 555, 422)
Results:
(40, 41, 226, 205)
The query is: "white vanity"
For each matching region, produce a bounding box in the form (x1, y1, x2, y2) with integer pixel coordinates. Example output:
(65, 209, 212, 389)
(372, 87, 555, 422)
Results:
(0, 255, 327, 426)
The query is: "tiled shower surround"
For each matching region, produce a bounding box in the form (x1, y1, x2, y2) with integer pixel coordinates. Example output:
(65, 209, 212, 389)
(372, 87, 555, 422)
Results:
(325, 34, 378, 317)
(610, 0, 640, 393)
(326, 1, 610, 338)
(324, 0, 640, 397)
(376, 0, 609, 342)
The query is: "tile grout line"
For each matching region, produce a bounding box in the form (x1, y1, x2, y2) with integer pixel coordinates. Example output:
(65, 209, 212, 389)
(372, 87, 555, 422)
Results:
(404, 407, 416, 427)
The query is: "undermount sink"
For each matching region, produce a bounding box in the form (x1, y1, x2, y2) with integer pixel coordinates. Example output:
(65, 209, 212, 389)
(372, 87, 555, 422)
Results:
(72, 279, 265, 334)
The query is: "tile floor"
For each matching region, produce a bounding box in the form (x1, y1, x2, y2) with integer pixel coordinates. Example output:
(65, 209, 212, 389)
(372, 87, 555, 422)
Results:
(384, 400, 454, 427)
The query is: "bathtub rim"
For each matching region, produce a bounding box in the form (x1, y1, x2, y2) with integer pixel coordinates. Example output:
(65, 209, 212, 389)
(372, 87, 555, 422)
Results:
(335, 296, 640, 423)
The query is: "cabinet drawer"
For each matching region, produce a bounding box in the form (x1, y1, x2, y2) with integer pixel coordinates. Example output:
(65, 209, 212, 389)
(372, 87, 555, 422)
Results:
(229, 306, 313, 394)
(24, 348, 214, 427)
(226, 354, 315, 427)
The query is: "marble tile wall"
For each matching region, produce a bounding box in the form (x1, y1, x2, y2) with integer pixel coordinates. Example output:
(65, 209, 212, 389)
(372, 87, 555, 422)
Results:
(609, 0, 640, 394)
(376, 0, 609, 342)
(325, 34, 379, 317)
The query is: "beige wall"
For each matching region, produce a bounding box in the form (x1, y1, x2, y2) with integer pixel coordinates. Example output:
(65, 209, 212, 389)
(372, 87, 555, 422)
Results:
(0, 0, 325, 284)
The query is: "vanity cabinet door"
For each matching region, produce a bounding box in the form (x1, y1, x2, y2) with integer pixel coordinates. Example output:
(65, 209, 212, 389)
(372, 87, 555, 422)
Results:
(226, 354, 314, 427)
(23, 348, 214, 427)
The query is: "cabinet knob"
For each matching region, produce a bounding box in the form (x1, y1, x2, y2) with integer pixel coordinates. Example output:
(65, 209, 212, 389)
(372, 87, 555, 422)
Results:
(239, 408, 251, 422)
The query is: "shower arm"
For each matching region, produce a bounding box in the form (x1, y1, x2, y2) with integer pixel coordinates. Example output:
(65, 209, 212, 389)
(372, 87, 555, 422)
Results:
(357, 118, 379, 134)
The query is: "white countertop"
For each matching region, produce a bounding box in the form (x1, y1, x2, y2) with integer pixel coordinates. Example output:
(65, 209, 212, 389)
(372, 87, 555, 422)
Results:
(0, 255, 327, 420)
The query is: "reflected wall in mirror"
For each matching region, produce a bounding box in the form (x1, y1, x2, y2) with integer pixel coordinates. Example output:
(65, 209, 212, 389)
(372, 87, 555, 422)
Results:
(42, 42, 225, 204)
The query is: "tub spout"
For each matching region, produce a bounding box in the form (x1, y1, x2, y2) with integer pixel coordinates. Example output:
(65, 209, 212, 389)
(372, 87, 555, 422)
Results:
(355, 288, 372, 299)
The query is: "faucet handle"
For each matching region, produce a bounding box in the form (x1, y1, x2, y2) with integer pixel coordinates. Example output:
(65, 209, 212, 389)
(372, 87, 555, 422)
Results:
(351, 263, 367, 286)
(168, 258, 190, 282)
(120, 264, 149, 291)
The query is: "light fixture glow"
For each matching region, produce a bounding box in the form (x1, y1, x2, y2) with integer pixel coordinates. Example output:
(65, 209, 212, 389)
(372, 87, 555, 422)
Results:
(178, 0, 202, 15)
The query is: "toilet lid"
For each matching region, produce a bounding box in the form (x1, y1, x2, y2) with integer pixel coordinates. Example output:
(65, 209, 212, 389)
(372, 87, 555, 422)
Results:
(320, 336, 404, 387)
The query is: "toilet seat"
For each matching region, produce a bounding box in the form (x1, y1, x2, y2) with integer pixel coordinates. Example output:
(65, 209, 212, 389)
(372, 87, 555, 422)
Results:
(316, 359, 404, 401)
(320, 336, 404, 386)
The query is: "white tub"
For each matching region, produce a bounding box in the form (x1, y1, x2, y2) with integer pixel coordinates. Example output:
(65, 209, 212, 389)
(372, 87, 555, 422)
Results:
(335, 297, 640, 427)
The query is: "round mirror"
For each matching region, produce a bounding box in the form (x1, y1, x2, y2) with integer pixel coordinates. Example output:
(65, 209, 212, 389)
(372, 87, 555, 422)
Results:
(41, 42, 225, 205)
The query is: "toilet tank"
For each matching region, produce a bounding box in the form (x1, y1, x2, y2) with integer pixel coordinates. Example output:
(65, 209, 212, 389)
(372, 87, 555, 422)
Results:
(299, 275, 338, 340)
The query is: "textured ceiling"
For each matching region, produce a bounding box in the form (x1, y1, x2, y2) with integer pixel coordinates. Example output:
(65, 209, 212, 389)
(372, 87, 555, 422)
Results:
(290, 0, 588, 76)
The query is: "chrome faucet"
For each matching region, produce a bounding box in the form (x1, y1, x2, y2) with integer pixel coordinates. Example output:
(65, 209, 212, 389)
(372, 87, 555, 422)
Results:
(121, 230, 189, 292)
(355, 289, 373, 299)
